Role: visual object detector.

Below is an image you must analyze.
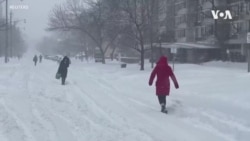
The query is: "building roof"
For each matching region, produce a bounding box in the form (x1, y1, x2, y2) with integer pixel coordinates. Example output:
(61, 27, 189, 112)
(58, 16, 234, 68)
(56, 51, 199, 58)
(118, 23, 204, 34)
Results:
(152, 42, 219, 49)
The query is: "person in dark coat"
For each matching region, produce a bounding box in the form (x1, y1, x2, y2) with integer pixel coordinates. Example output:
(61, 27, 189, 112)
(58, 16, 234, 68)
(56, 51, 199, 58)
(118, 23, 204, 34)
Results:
(33, 55, 38, 66)
(39, 55, 43, 63)
(57, 56, 71, 85)
(149, 56, 179, 113)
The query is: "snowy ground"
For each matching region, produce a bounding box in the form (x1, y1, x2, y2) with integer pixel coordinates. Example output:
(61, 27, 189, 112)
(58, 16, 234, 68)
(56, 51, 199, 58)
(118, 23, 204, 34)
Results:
(0, 55, 250, 141)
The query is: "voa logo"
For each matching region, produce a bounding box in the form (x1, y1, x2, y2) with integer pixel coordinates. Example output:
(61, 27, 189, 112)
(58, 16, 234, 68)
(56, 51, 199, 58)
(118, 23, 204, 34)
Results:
(211, 10, 232, 20)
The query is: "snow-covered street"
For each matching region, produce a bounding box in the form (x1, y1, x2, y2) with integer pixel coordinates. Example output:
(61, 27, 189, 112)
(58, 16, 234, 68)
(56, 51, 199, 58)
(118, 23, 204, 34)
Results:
(0, 56, 250, 141)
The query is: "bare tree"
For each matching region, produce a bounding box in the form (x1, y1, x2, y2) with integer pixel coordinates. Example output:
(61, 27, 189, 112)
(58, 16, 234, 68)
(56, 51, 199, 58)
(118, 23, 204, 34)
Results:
(48, 0, 124, 64)
(145, 0, 159, 68)
(120, 0, 153, 70)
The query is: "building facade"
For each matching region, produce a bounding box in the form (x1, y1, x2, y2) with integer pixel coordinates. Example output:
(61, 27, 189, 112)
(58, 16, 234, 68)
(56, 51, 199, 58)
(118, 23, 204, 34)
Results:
(156, 0, 250, 63)
(226, 0, 250, 61)
(0, 4, 4, 57)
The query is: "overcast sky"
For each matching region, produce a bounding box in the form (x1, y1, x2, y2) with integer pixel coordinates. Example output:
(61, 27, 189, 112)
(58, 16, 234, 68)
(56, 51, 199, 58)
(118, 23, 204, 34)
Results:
(8, 0, 65, 47)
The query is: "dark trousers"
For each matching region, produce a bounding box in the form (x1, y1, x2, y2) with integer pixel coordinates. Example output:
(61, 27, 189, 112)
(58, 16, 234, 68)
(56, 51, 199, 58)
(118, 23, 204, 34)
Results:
(157, 95, 166, 105)
(61, 77, 66, 85)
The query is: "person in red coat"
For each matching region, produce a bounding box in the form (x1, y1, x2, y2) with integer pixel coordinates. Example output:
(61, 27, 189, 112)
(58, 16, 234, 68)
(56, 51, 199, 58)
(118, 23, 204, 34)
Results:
(149, 56, 179, 113)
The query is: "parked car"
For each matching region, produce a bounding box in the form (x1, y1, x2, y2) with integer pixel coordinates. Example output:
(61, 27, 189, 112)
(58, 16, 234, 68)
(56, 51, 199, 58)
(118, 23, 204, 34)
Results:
(94, 50, 102, 62)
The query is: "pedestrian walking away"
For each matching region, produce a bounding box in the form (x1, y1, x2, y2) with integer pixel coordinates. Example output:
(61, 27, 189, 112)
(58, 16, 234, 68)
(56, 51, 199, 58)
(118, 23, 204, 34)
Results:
(39, 55, 43, 63)
(148, 56, 179, 113)
(33, 55, 38, 66)
(57, 56, 71, 85)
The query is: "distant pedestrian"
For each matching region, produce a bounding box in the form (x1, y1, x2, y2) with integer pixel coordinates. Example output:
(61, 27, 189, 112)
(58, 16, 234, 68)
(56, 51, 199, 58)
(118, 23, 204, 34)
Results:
(57, 56, 71, 85)
(17, 54, 21, 60)
(39, 55, 43, 63)
(149, 56, 179, 113)
(33, 55, 38, 66)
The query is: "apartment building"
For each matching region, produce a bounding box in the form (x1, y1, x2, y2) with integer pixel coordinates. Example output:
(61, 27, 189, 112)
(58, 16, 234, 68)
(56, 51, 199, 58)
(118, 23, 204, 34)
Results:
(173, 0, 222, 63)
(154, 0, 250, 62)
(195, 0, 216, 44)
(151, 0, 175, 61)
(0, 4, 3, 57)
(226, 0, 250, 61)
(0, 5, 2, 18)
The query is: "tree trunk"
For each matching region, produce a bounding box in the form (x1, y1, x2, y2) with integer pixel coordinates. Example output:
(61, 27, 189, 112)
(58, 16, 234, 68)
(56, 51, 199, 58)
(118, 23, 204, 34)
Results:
(101, 48, 106, 64)
(150, 24, 154, 68)
(111, 51, 114, 61)
(149, 18, 154, 68)
(138, 29, 145, 70)
(111, 45, 118, 61)
(140, 48, 144, 70)
(150, 42, 154, 68)
(139, 36, 145, 70)
(84, 49, 89, 62)
(102, 54, 105, 64)
(97, 44, 106, 64)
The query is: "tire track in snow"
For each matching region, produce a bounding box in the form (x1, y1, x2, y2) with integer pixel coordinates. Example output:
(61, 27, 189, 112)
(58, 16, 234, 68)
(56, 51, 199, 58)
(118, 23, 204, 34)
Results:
(69, 65, 219, 141)
(25, 63, 154, 141)
(178, 106, 250, 141)
(0, 65, 41, 141)
(175, 92, 250, 141)
(67, 81, 155, 141)
(2, 62, 62, 141)
(71, 62, 244, 141)
(28, 64, 77, 141)
(0, 99, 33, 141)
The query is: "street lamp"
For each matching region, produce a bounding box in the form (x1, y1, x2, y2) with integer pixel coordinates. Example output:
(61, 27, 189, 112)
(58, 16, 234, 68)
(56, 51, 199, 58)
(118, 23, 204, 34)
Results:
(0, 0, 10, 62)
(5, 0, 8, 63)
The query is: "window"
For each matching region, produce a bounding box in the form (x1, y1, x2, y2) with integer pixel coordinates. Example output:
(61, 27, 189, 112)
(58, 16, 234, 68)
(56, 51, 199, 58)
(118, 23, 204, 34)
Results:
(240, 2, 244, 13)
(195, 27, 201, 38)
(248, 20, 250, 32)
(177, 29, 186, 38)
(229, 0, 242, 4)
(231, 22, 243, 35)
(175, 1, 186, 11)
(204, 10, 212, 18)
(205, 25, 214, 36)
(197, 13, 204, 22)
(201, 27, 205, 36)
(175, 15, 186, 25)
(246, 2, 250, 13)
(231, 4, 240, 16)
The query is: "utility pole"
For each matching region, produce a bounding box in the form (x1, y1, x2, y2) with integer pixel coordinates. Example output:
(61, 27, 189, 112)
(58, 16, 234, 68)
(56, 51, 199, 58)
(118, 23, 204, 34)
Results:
(10, 11, 12, 58)
(247, 33, 250, 73)
(4, 0, 8, 63)
(248, 46, 250, 73)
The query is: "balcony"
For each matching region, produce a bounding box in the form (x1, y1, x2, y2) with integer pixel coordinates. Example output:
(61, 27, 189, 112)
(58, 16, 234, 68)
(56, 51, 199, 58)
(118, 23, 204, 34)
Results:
(227, 32, 247, 44)
(195, 37, 204, 41)
(194, 21, 202, 26)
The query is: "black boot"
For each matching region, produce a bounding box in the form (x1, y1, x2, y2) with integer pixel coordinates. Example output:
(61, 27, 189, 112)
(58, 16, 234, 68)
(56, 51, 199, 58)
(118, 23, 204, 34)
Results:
(161, 103, 168, 113)
(61, 77, 66, 85)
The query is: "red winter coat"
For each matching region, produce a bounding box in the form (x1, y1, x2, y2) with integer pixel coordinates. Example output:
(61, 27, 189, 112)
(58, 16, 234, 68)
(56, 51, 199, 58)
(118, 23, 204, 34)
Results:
(149, 56, 179, 96)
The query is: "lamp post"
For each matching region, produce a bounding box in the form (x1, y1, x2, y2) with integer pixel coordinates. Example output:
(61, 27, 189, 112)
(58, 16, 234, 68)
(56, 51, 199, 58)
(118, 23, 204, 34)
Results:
(4, 0, 8, 63)
(10, 10, 12, 58)
(247, 32, 250, 73)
